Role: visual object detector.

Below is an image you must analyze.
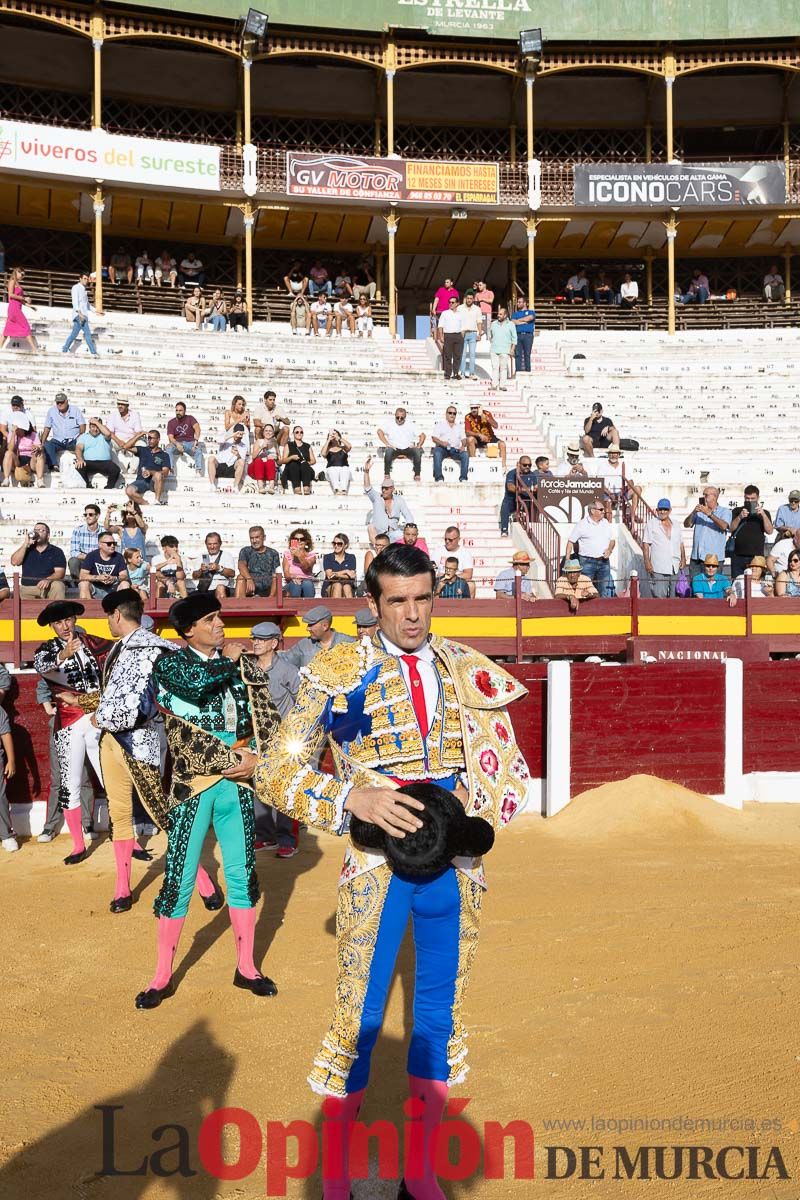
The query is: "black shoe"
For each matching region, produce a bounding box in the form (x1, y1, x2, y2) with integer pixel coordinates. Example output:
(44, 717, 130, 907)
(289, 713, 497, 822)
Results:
(132, 847, 153, 862)
(109, 895, 133, 913)
(398, 1181, 416, 1199)
(134, 980, 174, 1010)
(63, 849, 88, 865)
(233, 969, 278, 997)
(201, 884, 224, 911)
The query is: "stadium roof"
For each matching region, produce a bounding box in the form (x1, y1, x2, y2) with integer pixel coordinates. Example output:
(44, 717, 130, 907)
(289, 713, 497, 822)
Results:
(105, 0, 800, 44)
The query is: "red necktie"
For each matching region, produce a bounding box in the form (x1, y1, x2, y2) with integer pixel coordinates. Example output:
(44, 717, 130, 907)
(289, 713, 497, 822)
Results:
(401, 654, 429, 739)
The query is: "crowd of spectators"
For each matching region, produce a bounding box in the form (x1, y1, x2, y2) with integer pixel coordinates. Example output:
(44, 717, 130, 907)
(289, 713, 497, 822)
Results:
(429, 276, 537, 385)
(282, 259, 376, 337)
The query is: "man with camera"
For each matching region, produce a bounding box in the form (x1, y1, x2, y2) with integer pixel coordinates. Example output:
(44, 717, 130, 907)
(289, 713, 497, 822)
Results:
(729, 484, 773, 579)
(683, 485, 731, 578)
(581, 403, 620, 458)
(10, 524, 67, 600)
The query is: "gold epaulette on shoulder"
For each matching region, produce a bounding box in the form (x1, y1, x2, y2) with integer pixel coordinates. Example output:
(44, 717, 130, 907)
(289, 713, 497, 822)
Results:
(300, 638, 375, 712)
(432, 635, 528, 707)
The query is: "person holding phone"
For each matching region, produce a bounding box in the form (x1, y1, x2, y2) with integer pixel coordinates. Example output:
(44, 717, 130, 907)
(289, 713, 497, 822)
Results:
(729, 484, 773, 579)
(683, 485, 731, 578)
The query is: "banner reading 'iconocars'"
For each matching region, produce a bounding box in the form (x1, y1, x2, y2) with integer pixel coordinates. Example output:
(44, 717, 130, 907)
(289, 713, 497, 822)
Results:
(286, 153, 499, 204)
(574, 162, 786, 207)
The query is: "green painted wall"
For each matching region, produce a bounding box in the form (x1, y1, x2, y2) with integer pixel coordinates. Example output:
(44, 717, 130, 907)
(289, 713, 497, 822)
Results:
(105, 0, 800, 43)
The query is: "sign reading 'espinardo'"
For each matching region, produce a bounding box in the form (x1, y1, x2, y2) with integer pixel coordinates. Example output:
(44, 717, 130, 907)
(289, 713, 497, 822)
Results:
(574, 162, 786, 207)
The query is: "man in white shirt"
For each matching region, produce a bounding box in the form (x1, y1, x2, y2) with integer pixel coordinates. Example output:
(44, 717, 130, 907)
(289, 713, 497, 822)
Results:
(190, 532, 237, 601)
(565, 268, 589, 304)
(551, 443, 589, 479)
(377, 407, 425, 481)
(179, 253, 205, 287)
(253, 390, 290, 446)
(333, 297, 356, 337)
(767, 527, 800, 576)
(208, 424, 248, 492)
(620, 273, 639, 309)
(431, 405, 469, 483)
(566, 500, 615, 596)
(106, 398, 143, 473)
(437, 296, 464, 381)
(643, 498, 686, 598)
(432, 525, 475, 596)
(62, 272, 98, 357)
(310, 297, 332, 337)
(457, 294, 483, 379)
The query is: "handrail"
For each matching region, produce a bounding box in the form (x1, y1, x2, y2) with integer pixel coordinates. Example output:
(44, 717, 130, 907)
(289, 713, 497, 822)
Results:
(622, 473, 657, 551)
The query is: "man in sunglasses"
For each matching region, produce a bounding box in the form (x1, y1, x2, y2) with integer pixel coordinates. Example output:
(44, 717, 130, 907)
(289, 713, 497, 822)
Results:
(431, 405, 469, 483)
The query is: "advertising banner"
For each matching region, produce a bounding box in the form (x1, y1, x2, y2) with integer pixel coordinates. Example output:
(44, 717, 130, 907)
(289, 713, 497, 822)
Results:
(286, 153, 498, 204)
(573, 162, 786, 208)
(539, 478, 606, 525)
(0, 120, 221, 191)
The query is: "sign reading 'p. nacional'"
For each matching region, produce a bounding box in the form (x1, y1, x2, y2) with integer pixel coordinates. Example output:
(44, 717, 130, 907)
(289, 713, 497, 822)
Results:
(286, 153, 499, 205)
(574, 162, 786, 207)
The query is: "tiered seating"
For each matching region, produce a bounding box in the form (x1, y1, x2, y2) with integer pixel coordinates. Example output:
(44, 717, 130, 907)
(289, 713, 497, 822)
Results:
(0, 309, 547, 596)
(532, 297, 800, 333)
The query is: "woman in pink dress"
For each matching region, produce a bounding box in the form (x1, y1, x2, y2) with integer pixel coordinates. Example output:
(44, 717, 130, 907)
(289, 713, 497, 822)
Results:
(1, 267, 39, 353)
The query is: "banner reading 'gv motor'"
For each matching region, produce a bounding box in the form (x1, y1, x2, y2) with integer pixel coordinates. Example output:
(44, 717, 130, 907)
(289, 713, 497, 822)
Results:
(286, 153, 499, 204)
(574, 162, 786, 207)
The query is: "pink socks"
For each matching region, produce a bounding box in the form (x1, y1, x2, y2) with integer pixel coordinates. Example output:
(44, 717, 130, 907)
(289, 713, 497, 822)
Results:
(405, 1076, 449, 1200)
(147, 916, 185, 991)
(321, 1089, 365, 1200)
(195, 865, 216, 898)
(64, 808, 85, 857)
(113, 838, 134, 899)
(229, 906, 259, 978)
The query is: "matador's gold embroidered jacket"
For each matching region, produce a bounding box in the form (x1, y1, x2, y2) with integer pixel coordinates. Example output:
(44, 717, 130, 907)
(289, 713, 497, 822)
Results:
(254, 634, 532, 887)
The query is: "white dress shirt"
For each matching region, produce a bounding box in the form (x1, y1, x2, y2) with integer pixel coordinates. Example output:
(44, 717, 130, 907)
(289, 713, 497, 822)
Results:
(569, 514, 614, 558)
(433, 419, 464, 450)
(438, 310, 463, 334)
(384, 418, 418, 451)
(380, 633, 440, 733)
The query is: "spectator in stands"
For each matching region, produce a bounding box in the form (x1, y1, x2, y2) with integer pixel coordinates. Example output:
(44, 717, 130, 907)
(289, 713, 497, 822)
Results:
(208, 289, 228, 332)
(282, 527, 317, 598)
(1, 397, 45, 487)
(691, 554, 730, 599)
(0, 392, 30, 450)
(107, 398, 143, 458)
(321, 533, 356, 599)
(286, 269, 311, 333)
(438, 297, 464, 381)
(11, 524, 66, 600)
(356, 297, 374, 338)
(281, 424, 316, 494)
(458, 293, 483, 379)
(224, 394, 252, 443)
(565, 500, 615, 597)
(363, 533, 390, 578)
(155, 250, 177, 288)
(729, 556, 773, 604)
(191, 531, 236, 601)
(79, 530, 129, 599)
(166, 401, 202, 473)
(135, 251, 155, 286)
(363, 457, 414, 541)
(581, 402, 620, 457)
(433, 526, 475, 597)
(397, 523, 430, 557)
(767, 527, 800, 576)
(593, 271, 614, 305)
(253, 391, 289, 446)
(74, 416, 121, 489)
(308, 261, 333, 297)
(774, 549, 800, 597)
(284, 260, 308, 297)
(284, 605, 354, 669)
(69, 503, 101, 585)
(126, 430, 171, 506)
(235, 525, 280, 600)
(729, 485, 773, 578)
(228, 290, 249, 333)
(435, 557, 471, 600)
(494, 550, 536, 603)
(474, 280, 494, 337)
(488, 307, 517, 393)
(179, 252, 205, 288)
(678, 268, 710, 305)
(184, 286, 208, 330)
(352, 262, 376, 302)
(310, 294, 333, 337)
(109, 246, 133, 286)
(643, 498, 686, 598)
(565, 267, 589, 304)
(355, 609, 378, 641)
(247, 425, 280, 494)
(683, 486, 730, 576)
(465, 401, 507, 468)
(153, 535, 187, 599)
(499, 455, 536, 537)
(42, 391, 85, 473)
(0, 570, 10, 603)
(432, 405, 469, 484)
(430, 278, 459, 338)
(1, 265, 39, 355)
(124, 547, 149, 600)
(764, 264, 785, 303)
(320, 429, 352, 495)
(774, 489, 800, 538)
(378, 407, 425, 480)
(555, 559, 599, 611)
(510, 301, 535, 374)
(61, 272, 98, 357)
(333, 294, 356, 337)
(334, 266, 353, 298)
(105, 500, 147, 557)
(552, 443, 587, 479)
(209, 423, 248, 491)
(619, 272, 639, 309)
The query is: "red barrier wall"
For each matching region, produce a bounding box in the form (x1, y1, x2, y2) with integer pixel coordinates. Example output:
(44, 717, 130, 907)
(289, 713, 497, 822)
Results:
(742, 662, 800, 775)
(504, 663, 547, 780)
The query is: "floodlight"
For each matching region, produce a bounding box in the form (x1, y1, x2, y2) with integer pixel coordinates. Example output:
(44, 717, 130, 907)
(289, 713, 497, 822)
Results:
(243, 8, 268, 39)
(519, 28, 543, 63)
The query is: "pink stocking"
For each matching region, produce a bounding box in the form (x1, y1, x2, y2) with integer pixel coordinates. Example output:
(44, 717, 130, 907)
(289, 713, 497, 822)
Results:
(321, 1090, 366, 1200)
(229, 906, 259, 978)
(113, 838, 134, 899)
(195, 865, 216, 898)
(147, 916, 185, 991)
(64, 808, 85, 857)
(405, 1076, 448, 1200)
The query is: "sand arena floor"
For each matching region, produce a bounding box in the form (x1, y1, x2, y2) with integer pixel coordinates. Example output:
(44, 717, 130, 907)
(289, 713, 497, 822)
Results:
(1, 774, 799, 1199)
